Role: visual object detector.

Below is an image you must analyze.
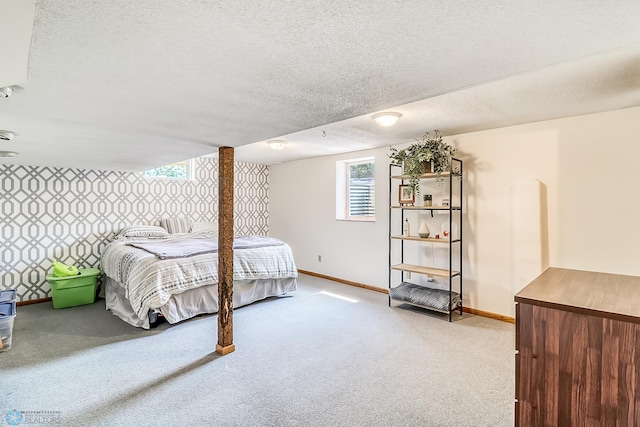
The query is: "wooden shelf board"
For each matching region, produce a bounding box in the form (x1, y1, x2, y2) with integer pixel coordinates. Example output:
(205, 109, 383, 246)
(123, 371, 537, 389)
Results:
(390, 235, 460, 244)
(391, 172, 451, 180)
(390, 263, 460, 277)
(389, 297, 453, 314)
(390, 205, 461, 210)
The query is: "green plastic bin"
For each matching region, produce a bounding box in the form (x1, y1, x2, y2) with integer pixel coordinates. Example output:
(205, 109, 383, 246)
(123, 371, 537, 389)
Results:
(46, 268, 100, 309)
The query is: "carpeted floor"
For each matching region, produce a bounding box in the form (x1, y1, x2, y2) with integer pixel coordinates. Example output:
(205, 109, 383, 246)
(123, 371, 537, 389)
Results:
(0, 274, 515, 426)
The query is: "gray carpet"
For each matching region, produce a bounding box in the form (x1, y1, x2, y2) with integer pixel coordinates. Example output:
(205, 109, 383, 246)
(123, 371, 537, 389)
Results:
(0, 274, 514, 426)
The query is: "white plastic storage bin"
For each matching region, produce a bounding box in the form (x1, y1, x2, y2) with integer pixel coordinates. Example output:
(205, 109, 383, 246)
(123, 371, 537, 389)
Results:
(0, 301, 16, 352)
(0, 289, 16, 302)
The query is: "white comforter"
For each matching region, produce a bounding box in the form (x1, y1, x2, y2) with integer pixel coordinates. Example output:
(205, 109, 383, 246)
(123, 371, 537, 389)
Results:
(100, 233, 298, 321)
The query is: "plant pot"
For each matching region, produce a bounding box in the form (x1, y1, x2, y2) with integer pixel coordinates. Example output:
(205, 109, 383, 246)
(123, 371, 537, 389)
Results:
(402, 160, 433, 175)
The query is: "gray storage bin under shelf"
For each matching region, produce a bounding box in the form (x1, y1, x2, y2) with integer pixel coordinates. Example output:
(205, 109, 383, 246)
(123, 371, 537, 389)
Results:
(390, 282, 461, 312)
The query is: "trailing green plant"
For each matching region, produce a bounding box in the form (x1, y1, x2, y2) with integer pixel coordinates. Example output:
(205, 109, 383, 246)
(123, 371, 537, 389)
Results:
(389, 130, 457, 195)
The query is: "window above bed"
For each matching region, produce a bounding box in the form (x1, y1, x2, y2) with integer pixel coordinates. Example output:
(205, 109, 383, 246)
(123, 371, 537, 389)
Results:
(143, 159, 194, 180)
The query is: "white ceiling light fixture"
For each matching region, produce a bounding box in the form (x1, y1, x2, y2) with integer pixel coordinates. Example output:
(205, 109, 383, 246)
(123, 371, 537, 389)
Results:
(0, 130, 15, 141)
(372, 112, 402, 127)
(0, 151, 18, 157)
(0, 87, 13, 98)
(266, 140, 287, 150)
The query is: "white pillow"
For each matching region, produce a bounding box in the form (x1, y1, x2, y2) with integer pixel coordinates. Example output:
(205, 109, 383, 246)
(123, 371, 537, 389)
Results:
(160, 217, 192, 234)
(191, 221, 218, 235)
(113, 225, 169, 240)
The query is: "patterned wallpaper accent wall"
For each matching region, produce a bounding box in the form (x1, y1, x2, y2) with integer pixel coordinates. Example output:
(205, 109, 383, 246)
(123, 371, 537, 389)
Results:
(0, 158, 269, 302)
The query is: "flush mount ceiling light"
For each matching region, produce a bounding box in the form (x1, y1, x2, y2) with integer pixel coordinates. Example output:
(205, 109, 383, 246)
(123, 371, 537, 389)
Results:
(0, 87, 12, 98)
(0, 151, 18, 157)
(0, 130, 15, 141)
(372, 112, 402, 127)
(266, 140, 287, 150)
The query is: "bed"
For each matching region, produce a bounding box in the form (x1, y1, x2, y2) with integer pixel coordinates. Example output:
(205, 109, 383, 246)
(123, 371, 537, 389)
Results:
(100, 225, 298, 328)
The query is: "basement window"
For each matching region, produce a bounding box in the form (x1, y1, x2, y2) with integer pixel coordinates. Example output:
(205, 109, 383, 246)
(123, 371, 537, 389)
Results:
(144, 159, 194, 180)
(336, 157, 375, 221)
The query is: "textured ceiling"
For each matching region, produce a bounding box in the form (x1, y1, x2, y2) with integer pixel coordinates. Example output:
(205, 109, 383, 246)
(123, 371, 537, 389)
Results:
(1, 1, 640, 170)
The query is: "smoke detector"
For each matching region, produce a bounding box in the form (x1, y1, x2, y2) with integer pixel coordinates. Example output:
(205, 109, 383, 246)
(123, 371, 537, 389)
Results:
(0, 130, 15, 141)
(0, 87, 12, 98)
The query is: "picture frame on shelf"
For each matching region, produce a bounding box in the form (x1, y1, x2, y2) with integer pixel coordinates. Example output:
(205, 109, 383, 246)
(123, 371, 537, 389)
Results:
(399, 184, 414, 205)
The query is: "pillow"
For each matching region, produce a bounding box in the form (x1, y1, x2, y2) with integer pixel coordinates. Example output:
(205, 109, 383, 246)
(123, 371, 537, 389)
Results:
(160, 217, 192, 234)
(191, 221, 218, 235)
(113, 225, 169, 240)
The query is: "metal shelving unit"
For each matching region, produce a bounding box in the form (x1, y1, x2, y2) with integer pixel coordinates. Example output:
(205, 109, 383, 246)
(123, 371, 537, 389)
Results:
(388, 158, 463, 321)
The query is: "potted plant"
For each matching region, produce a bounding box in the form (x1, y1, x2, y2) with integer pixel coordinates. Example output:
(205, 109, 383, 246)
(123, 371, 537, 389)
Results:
(389, 130, 457, 195)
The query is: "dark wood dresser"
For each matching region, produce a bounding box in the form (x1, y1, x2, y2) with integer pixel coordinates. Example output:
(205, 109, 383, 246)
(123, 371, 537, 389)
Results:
(515, 267, 640, 426)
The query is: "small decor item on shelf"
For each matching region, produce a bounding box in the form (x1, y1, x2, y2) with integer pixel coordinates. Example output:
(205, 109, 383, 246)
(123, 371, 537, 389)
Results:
(399, 184, 414, 205)
(441, 222, 450, 239)
(418, 222, 430, 238)
(442, 198, 450, 206)
(423, 194, 432, 206)
(403, 218, 411, 237)
(441, 221, 458, 240)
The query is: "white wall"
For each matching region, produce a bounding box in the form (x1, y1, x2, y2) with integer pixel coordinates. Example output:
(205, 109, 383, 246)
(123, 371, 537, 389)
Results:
(454, 127, 558, 316)
(269, 106, 640, 317)
(553, 107, 640, 274)
(269, 149, 390, 288)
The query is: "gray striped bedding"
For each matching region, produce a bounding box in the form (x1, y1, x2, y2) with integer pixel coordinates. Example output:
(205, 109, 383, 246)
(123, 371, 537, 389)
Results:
(101, 233, 298, 321)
